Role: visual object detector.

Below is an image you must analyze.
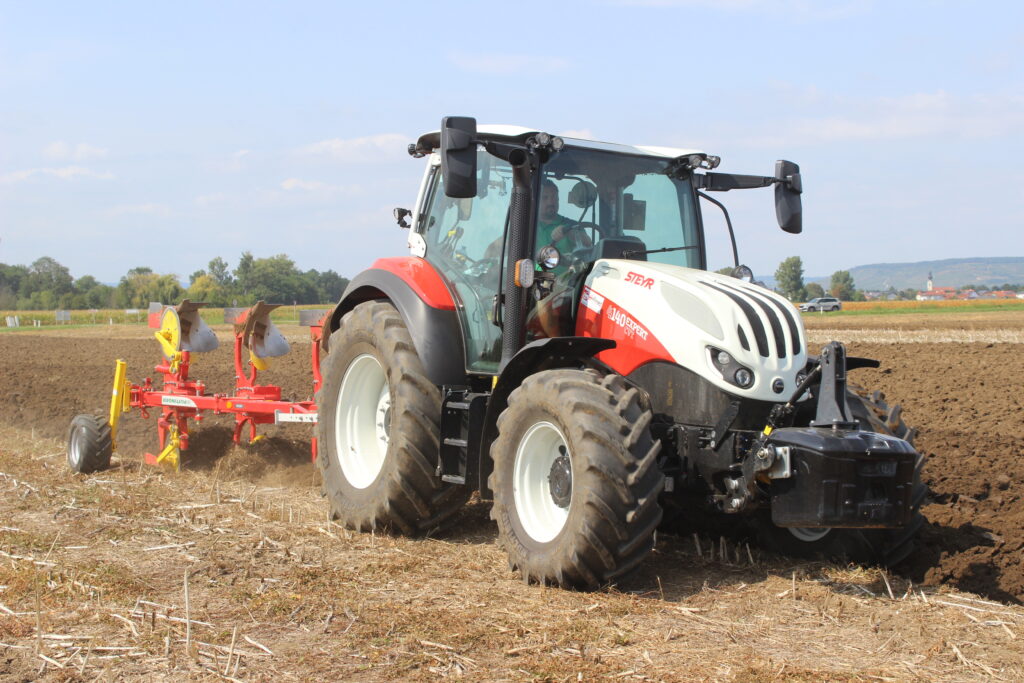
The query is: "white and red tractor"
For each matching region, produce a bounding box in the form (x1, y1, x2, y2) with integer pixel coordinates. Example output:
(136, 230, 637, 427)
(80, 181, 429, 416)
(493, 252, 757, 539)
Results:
(315, 117, 923, 589)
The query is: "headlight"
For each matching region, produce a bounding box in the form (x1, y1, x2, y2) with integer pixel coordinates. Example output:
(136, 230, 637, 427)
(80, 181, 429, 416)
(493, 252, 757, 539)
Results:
(708, 346, 755, 390)
(734, 368, 754, 388)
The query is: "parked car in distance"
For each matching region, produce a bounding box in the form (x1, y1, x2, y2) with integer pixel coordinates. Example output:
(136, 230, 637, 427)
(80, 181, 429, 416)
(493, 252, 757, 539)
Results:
(800, 297, 842, 312)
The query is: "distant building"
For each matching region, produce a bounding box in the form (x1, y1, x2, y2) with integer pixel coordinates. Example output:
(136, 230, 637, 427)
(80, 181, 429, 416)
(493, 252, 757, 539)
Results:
(916, 285, 955, 301)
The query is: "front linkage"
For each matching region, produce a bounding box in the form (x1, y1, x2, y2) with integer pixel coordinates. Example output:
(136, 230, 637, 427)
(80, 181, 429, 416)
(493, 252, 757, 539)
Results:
(715, 342, 919, 530)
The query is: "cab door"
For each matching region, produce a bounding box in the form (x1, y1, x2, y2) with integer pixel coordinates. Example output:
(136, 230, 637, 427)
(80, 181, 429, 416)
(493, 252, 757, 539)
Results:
(417, 149, 514, 375)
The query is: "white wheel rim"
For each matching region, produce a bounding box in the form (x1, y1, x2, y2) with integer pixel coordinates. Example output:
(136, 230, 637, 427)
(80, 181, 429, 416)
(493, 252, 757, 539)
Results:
(334, 354, 390, 489)
(788, 526, 831, 543)
(513, 421, 571, 543)
(68, 425, 86, 467)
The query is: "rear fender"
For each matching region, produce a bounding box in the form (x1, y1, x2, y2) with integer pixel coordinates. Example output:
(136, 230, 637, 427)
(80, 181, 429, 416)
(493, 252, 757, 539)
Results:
(477, 336, 616, 498)
(325, 258, 466, 387)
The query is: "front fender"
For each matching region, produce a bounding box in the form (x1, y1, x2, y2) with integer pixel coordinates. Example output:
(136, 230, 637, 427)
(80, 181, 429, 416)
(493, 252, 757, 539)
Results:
(327, 258, 466, 387)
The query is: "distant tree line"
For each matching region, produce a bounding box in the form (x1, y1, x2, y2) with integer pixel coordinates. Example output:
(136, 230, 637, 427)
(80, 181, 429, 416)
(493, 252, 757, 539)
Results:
(0, 253, 349, 310)
(772, 256, 1023, 302)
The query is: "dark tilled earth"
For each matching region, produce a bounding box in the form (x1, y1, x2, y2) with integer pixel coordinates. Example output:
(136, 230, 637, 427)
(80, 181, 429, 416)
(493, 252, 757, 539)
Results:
(1, 330, 1021, 603)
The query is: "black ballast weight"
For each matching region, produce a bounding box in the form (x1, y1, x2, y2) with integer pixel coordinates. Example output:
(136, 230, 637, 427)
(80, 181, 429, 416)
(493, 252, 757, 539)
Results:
(767, 426, 917, 528)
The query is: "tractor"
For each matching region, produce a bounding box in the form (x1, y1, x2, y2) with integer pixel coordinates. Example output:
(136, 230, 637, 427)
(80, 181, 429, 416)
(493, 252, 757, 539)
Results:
(314, 116, 924, 589)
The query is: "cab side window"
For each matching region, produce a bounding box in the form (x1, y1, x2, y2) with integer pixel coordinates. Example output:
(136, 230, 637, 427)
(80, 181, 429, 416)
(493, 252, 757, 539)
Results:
(420, 150, 513, 374)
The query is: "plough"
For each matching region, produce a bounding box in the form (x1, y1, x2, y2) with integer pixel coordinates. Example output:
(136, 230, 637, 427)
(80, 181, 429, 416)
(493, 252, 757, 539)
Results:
(66, 300, 327, 472)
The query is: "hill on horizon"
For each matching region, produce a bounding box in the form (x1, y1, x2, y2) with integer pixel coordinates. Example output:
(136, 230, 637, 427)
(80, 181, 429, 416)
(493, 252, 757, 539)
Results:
(789, 257, 1024, 292)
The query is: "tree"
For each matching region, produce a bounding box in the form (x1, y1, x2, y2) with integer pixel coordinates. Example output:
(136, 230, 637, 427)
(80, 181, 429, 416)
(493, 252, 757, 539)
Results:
(805, 282, 825, 299)
(714, 266, 735, 276)
(207, 257, 234, 287)
(20, 257, 74, 305)
(774, 256, 806, 302)
(830, 270, 856, 300)
(116, 269, 183, 308)
(232, 254, 314, 305)
(305, 269, 349, 303)
(186, 274, 228, 306)
(234, 252, 255, 296)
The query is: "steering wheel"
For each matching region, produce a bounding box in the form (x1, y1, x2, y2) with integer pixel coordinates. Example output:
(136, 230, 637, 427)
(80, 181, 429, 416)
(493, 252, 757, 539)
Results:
(566, 221, 604, 241)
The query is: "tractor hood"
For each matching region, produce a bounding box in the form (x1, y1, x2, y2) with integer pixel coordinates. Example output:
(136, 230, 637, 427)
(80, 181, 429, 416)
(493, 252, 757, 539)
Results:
(581, 260, 808, 402)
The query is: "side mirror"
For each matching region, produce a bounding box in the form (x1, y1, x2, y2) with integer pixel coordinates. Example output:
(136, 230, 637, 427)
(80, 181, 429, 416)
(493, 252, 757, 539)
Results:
(774, 160, 802, 234)
(624, 194, 646, 231)
(568, 180, 598, 209)
(393, 207, 411, 229)
(731, 264, 753, 283)
(441, 116, 477, 199)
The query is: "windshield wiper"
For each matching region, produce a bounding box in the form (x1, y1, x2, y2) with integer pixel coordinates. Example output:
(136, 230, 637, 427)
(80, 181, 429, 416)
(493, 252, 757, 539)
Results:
(621, 245, 700, 259)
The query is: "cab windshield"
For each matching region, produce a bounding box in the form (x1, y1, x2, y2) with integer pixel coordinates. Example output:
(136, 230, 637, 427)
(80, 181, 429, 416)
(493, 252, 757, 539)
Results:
(538, 145, 702, 269)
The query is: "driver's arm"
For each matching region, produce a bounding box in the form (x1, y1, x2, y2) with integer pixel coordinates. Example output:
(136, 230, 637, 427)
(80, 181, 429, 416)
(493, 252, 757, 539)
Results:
(551, 221, 593, 249)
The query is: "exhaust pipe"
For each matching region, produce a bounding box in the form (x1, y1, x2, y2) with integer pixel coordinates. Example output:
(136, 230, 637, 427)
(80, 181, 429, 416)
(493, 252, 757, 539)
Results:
(500, 149, 532, 371)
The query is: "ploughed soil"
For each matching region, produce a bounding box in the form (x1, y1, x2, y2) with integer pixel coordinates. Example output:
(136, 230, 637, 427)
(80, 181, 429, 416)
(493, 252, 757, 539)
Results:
(0, 319, 1023, 680)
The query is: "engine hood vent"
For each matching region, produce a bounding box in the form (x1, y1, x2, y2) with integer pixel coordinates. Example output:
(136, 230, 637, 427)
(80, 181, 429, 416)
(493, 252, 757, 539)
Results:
(698, 279, 801, 359)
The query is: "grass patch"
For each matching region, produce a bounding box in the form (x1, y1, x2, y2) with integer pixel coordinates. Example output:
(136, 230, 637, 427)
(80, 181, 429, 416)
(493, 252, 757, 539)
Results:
(801, 299, 1024, 317)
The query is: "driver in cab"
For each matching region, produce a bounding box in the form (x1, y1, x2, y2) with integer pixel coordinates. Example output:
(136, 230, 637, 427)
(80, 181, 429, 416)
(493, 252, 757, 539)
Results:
(527, 179, 594, 339)
(537, 179, 591, 260)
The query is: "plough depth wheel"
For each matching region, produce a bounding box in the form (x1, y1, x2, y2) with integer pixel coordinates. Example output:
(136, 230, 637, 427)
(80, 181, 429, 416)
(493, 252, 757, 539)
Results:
(67, 414, 113, 474)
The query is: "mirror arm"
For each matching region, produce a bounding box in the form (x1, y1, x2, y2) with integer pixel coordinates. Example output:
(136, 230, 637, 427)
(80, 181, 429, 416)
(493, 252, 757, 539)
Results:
(697, 191, 739, 268)
(696, 172, 777, 192)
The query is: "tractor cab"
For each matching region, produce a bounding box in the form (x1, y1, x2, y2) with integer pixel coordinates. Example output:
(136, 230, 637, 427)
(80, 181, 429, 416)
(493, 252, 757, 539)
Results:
(408, 125, 712, 375)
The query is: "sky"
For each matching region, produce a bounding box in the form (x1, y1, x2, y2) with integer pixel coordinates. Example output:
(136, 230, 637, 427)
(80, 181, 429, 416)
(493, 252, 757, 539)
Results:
(1, 0, 1022, 284)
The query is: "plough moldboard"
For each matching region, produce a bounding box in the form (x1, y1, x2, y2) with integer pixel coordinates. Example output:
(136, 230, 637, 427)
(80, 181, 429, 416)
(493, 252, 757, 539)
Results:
(66, 300, 327, 472)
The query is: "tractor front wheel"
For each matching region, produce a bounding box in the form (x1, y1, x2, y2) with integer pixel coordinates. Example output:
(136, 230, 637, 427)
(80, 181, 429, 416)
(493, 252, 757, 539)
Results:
(316, 301, 468, 535)
(489, 370, 663, 589)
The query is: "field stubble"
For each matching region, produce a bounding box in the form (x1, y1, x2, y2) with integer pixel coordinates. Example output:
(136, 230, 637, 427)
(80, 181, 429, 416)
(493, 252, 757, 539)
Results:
(0, 310, 1023, 680)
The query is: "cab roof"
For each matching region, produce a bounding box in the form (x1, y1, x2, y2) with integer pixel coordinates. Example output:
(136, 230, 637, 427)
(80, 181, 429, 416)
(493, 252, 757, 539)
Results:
(414, 124, 706, 160)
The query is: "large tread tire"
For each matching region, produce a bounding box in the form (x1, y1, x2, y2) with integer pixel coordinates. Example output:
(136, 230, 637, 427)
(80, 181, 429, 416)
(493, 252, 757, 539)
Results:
(489, 369, 663, 589)
(315, 301, 468, 535)
(757, 384, 925, 566)
(67, 414, 112, 474)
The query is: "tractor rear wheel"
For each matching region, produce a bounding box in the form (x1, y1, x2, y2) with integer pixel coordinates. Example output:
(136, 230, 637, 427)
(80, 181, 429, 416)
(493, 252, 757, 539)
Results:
(316, 301, 468, 535)
(489, 370, 663, 589)
(67, 414, 112, 473)
(758, 384, 926, 566)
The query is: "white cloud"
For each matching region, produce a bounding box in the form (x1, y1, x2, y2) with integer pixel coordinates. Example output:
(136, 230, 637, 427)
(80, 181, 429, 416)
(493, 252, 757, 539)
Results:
(298, 133, 408, 162)
(218, 149, 253, 172)
(106, 203, 171, 217)
(0, 166, 114, 183)
(195, 192, 229, 207)
(43, 141, 109, 161)
(730, 90, 1024, 147)
(281, 178, 330, 192)
(447, 52, 569, 75)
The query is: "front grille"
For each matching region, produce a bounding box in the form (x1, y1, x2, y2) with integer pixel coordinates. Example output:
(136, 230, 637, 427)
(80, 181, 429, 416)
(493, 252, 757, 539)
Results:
(700, 281, 802, 359)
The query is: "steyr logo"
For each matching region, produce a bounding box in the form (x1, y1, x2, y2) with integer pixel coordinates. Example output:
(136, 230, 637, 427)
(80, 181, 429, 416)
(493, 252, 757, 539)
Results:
(625, 271, 654, 289)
